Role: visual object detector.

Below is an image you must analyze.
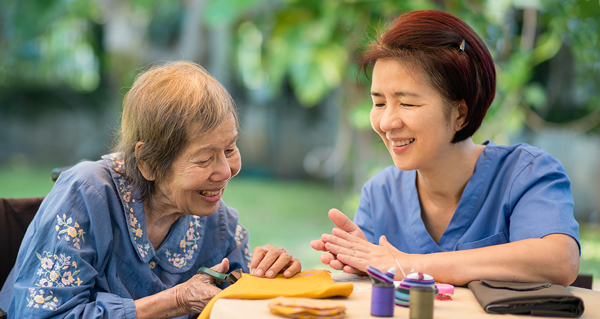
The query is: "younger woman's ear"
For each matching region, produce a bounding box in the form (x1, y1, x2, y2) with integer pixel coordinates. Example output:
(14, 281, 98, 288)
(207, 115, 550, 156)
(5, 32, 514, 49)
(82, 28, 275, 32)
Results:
(135, 142, 155, 181)
(454, 100, 469, 131)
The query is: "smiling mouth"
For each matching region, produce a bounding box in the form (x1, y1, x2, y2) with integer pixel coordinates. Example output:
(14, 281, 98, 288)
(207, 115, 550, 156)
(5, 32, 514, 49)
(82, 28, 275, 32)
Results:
(197, 189, 223, 196)
(390, 138, 415, 147)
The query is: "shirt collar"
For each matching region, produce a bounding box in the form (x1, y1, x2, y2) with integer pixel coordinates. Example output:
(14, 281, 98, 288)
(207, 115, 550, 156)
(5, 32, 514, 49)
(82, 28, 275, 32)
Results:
(102, 153, 206, 273)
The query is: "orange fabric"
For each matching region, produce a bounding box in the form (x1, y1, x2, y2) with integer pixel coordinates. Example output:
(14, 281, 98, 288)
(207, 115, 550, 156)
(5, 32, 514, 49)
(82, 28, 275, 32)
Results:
(198, 270, 354, 319)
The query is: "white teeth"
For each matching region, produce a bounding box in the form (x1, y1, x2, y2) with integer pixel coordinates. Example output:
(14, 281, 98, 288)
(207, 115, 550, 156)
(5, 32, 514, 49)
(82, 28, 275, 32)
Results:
(198, 190, 221, 196)
(390, 138, 415, 146)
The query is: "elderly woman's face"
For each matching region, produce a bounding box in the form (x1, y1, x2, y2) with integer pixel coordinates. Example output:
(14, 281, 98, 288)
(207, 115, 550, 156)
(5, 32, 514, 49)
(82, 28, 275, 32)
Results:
(370, 59, 461, 171)
(153, 113, 241, 216)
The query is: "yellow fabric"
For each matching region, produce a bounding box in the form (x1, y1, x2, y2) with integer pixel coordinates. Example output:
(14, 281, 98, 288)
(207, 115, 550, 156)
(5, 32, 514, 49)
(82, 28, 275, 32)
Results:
(268, 297, 346, 319)
(198, 270, 354, 319)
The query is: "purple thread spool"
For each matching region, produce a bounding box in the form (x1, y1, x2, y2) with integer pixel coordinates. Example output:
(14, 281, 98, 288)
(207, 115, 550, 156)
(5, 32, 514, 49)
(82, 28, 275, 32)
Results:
(371, 284, 395, 317)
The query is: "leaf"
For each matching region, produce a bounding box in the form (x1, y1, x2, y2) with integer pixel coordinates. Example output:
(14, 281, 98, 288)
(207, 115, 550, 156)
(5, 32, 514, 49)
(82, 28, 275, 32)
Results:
(73, 270, 81, 276)
(45, 295, 53, 301)
(37, 252, 42, 260)
(59, 230, 67, 234)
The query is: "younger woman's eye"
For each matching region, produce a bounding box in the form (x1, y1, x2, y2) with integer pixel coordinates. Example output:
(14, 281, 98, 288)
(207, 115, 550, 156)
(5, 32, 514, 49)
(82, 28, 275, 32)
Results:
(401, 103, 415, 107)
(374, 103, 385, 107)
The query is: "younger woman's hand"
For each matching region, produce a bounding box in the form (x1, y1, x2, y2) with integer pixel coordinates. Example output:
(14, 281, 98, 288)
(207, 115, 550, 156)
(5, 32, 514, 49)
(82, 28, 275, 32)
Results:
(310, 209, 368, 274)
(250, 245, 302, 278)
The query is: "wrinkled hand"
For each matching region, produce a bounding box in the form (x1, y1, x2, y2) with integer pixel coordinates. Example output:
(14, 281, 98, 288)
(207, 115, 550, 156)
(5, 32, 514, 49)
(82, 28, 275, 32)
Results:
(174, 258, 229, 314)
(310, 209, 369, 274)
(250, 245, 302, 278)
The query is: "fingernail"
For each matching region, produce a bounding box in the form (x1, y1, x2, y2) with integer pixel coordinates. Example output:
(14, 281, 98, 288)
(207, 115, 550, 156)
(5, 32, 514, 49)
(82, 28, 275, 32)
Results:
(250, 268, 254, 275)
(266, 270, 274, 278)
(284, 271, 290, 277)
(255, 269, 263, 277)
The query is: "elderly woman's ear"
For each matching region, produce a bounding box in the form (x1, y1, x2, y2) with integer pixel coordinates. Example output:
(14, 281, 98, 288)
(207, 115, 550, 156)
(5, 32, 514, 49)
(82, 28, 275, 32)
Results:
(135, 142, 155, 181)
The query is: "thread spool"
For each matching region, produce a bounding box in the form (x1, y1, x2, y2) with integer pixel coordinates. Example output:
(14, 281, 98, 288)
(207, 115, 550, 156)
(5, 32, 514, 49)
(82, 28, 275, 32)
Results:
(409, 286, 435, 319)
(371, 284, 395, 317)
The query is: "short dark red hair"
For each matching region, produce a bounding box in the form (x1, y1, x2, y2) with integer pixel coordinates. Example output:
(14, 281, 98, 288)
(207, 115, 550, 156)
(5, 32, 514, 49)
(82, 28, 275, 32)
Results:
(359, 10, 496, 143)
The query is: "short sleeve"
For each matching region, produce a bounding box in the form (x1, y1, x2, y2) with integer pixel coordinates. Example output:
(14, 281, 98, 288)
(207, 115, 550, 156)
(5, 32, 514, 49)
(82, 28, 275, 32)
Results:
(7, 166, 137, 319)
(508, 153, 580, 250)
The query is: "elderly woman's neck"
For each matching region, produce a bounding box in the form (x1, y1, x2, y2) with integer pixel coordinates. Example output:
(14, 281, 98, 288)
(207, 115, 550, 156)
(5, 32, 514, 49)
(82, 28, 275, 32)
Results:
(143, 200, 183, 250)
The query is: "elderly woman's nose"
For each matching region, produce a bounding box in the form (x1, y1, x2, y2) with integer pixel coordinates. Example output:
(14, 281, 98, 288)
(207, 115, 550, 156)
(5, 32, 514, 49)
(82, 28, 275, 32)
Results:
(210, 153, 233, 181)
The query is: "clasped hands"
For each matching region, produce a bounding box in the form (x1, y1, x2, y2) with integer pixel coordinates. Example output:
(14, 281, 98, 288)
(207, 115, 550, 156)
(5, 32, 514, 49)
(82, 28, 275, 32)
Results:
(310, 209, 411, 278)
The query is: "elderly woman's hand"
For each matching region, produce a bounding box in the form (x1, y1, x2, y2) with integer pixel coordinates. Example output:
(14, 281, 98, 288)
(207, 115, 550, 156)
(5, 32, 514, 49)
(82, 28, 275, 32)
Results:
(173, 258, 229, 314)
(250, 245, 302, 278)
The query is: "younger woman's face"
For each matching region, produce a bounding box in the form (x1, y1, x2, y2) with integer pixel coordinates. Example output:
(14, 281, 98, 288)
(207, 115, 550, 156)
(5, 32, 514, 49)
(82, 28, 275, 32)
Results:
(369, 59, 463, 171)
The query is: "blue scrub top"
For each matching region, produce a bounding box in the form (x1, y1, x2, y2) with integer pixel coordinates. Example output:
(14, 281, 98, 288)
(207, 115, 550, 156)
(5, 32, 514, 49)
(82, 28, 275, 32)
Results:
(354, 141, 580, 254)
(0, 153, 251, 319)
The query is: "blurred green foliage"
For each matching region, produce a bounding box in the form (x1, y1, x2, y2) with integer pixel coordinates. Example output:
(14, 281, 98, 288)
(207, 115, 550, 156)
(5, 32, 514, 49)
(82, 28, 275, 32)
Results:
(2, 0, 599, 132)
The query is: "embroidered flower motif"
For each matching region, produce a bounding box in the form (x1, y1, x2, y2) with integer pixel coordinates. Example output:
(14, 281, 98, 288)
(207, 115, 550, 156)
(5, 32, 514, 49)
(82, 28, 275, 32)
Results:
(166, 216, 202, 268)
(27, 288, 58, 310)
(108, 154, 152, 260)
(35, 251, 81, 289)
(30, 252, 81, 311)
(234, 223, 251, 267)
(234, 224, 247, 247)
(55, 214, 85, 249)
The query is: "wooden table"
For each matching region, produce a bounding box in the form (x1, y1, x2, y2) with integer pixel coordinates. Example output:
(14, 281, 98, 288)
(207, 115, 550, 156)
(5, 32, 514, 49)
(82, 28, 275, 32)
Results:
(210, 273, 600, 318)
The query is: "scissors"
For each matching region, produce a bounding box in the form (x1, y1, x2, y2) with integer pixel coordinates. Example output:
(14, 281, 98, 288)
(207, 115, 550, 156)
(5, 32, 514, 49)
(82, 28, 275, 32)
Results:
(197, 267, 242, 285)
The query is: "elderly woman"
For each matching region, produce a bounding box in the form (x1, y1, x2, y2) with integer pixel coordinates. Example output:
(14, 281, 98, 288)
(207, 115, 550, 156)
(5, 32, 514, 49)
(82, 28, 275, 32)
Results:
(0, 61, 301, 318)
(311, 10, 580, 286)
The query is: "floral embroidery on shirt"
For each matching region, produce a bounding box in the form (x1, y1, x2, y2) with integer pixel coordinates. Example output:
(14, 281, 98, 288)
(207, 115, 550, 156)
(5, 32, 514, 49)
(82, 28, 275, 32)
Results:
(35, 251, 82, 288)
(165, 216, 202, 268)
(235, 223, 252, 268)
(107, 154, 151, 259)
(55, 214, 85, 249)
(29, 251, 83, 310)
(27, 288, 58, 310)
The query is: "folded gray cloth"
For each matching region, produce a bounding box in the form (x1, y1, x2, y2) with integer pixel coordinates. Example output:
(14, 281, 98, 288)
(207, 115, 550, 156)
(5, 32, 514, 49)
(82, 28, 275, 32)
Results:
(468, 280, 584, 317)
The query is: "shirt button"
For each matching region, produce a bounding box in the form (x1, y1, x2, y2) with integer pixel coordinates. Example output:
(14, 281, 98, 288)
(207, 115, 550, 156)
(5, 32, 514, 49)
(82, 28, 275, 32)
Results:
(149, 261, 156, 269)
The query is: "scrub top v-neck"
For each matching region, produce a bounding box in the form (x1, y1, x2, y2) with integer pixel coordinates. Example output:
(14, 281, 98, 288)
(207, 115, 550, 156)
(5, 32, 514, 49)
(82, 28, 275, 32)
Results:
(353, 140, 580, 254)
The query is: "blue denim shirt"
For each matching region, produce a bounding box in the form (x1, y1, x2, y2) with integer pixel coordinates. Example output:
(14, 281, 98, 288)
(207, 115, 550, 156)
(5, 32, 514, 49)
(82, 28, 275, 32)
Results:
(354, 140, 580, 253)
(0, 153, 251, 318)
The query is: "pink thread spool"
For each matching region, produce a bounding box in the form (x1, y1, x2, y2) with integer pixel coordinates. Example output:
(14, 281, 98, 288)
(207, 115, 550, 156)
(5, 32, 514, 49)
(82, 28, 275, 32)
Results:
(435, 283, 454, 301)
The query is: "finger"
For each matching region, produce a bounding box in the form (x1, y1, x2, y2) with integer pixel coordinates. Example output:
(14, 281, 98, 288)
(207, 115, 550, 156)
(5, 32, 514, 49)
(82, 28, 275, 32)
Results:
(325, 242, 370, 261)
(310, 239, 327, 251)
(379, 235, 395, 249)
(320, 252, 336, 265)
(336, 253, 368, 272)
(322, 231, 371, 253)
(328, 259, 346, 271)
(194, 272, 217, 285)
(254, 247, 285, 277)
(328, 209, 361, 234)
(210, 258, 230, 274)
(342, 264, 366, 276)
(282, 258, 301, 278)
(250, 245, 271, 274)
(263, 252, 293, 278)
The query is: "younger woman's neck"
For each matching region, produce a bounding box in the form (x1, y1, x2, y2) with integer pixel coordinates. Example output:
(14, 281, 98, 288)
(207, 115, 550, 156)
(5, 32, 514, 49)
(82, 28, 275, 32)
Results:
(416, 138, 484, 206)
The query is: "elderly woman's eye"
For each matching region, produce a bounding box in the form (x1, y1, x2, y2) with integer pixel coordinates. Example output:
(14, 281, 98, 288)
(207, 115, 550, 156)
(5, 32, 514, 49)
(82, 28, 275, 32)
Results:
(374, 103, 385, 107)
